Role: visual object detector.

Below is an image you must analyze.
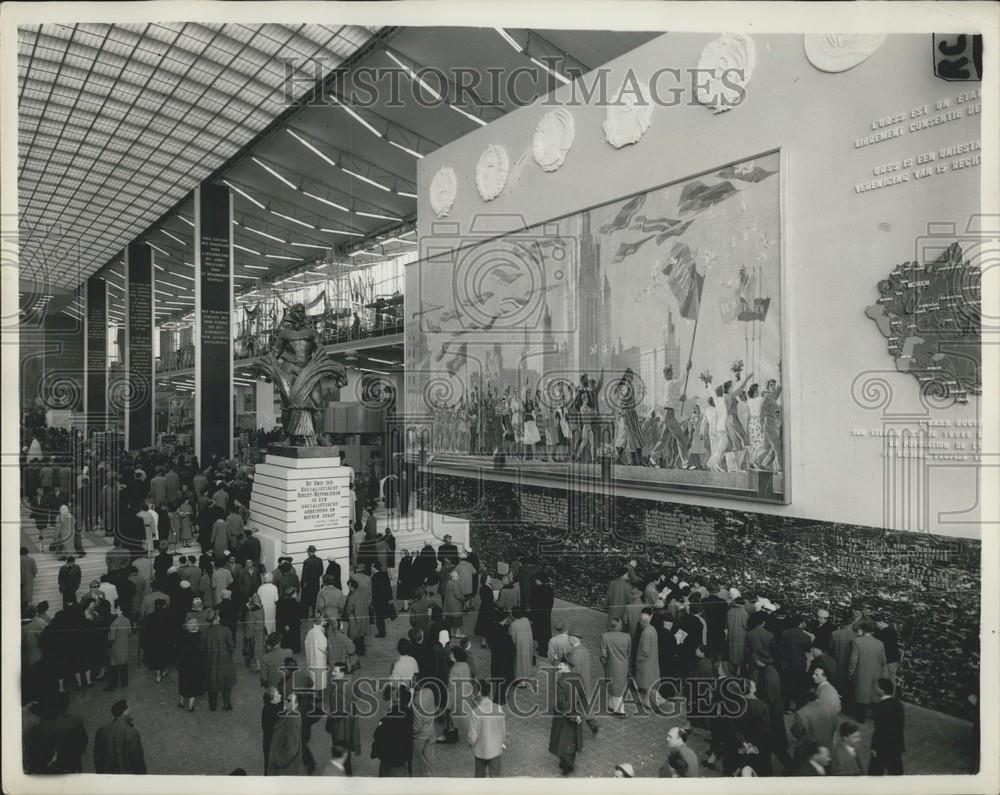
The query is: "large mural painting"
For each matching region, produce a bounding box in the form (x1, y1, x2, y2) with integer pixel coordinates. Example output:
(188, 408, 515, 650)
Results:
(407, 150, 787, 503)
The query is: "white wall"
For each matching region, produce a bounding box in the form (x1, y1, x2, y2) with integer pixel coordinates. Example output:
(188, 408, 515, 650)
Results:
(415, 33, 982, 537)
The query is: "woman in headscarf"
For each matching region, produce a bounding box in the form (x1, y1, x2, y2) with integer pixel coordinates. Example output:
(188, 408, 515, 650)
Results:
(177, 617, 206, 711)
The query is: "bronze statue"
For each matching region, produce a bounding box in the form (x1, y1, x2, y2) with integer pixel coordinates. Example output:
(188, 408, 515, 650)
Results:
(251, 303, 348, 446)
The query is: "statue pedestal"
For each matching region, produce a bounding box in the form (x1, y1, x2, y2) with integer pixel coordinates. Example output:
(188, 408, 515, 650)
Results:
(248, 449, 352, 575)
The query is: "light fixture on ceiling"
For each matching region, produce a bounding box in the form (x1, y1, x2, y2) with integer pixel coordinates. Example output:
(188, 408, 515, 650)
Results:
(286, 128, 338, 168)
(302, 190, 349, 213)
(340, 167, 392, 192)
(177, 214, 195, 228)
(251, 157, 298, 191)
(320, 227, 364, 237)
(234, 243, 261, 256)
(356, 211, 403, 222)
(243, 264, 269, 270)
(495, 28, 523, 52)
(387, 140, 423, 159)
(332, 100, 383, 138)
(270, 209, 316, 230)
(223, 179, 266, 210)
(161, 229, 189, 246)
(396, 190, 418, 199)
(266, 254, 299, 261)
(243, 225, 286, 244)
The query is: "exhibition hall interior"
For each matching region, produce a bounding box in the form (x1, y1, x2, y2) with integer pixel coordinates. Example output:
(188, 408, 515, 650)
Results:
(10, 18, 987, 782)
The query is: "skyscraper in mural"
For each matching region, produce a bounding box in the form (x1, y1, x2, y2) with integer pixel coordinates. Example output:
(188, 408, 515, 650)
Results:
(577, 211, 602, 373)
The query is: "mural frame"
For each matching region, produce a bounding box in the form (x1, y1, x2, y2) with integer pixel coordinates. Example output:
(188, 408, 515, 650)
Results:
(407, 147, 792, 506)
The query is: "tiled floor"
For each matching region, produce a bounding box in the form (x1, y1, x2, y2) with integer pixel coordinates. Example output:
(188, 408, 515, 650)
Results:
(20, 515, 978, 777)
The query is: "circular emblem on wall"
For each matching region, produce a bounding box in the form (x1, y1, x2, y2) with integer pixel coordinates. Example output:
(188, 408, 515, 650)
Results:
(603, 79, 654, 148)
(429, 166, 457, 217)
(532, 108, 575, 172)
(475, 144, 509, 201)
(804, 34, 889, 73)
(695, 33, 757, 113)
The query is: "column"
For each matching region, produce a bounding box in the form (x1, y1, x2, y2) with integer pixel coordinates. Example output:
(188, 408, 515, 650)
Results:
(85, 275, 108, 435)
(194, 182, 234, 463)
(125, 242, 155, 450)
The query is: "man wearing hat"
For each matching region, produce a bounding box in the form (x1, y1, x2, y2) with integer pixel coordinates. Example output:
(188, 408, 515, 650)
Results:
(437, 534, 458, 566)
(548, 657, 585, 775)
(94, 700, 146, 774)
(566, 628, 599, 734)
(301, 546, 324, 619)
(746, 610, 778, 671)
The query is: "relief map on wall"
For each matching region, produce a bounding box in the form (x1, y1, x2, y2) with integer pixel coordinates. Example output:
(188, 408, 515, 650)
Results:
(406, 151, 786, 502)
(865, 241, 981, 403)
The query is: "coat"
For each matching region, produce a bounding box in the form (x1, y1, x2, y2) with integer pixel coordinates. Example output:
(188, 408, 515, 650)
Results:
(606, 577, 632, 628)
(93, 718, 146, 774)
(474, 583, 497, 636)
(548, 671, 584, 758)
(780, 627, 813, 673)
(372, 571, 393, 611)
(304, 624, 328, 687)
(871, 697, 905, 757)
(849, 633, 888, 704)
(443, 578, 465, 621)
(468, 696, 505, 760)
(791, 700, 839, 756)
(258, 583, 279, 634)
(325, 679, 362, 754)
(635, 623, 660, 690)
(727, 605, 749, 666)
(396, 557, 415, 600)
(21, 554, 38, 604)
(200, 624, 237, 691)
(343, 592, 368, 641)
(107, 613, 131, 666)
(566, 643, 595, 704)
(177, 631, 207, 697)
(267, 713, 303, 775)
(747, 625, 777, 666)
(509, 616, 534, 680)
(829, 627, 856, 694)
(316, 585, 346, 622)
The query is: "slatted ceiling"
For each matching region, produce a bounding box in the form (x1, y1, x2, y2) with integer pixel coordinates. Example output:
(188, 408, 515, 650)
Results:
(17, 22, 379, 287)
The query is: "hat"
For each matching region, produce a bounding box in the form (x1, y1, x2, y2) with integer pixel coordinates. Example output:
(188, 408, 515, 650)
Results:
(307, 545, 317, 553)
(816, 608, 830, 619)
(729, 588, 741, 600)
(263, 573, 273, 583)
(678, 581, 689, 589)
(615, 763, 635, 778)
(758, 598, 776, 612)
(179, 580, 191, 590)
(438, 629, 450, 645)
(111, 699, 129, 718)
(89, 579, 101, 588)
(326, 555, 336, 563)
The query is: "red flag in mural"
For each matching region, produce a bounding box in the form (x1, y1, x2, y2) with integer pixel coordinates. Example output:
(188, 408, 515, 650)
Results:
(660, 242, 704, 320)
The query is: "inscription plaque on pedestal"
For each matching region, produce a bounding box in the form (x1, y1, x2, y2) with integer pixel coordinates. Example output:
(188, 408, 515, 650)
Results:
(248, 451, 352, 574)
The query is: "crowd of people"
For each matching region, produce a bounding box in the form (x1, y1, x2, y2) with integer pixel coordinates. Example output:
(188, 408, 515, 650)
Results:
(21, 495, 909, 779)
(426, 365, 783, 474)
(602, 562, 905, 776)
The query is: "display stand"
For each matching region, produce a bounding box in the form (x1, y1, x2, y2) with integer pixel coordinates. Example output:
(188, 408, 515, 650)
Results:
(248, 446, 352, 573)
